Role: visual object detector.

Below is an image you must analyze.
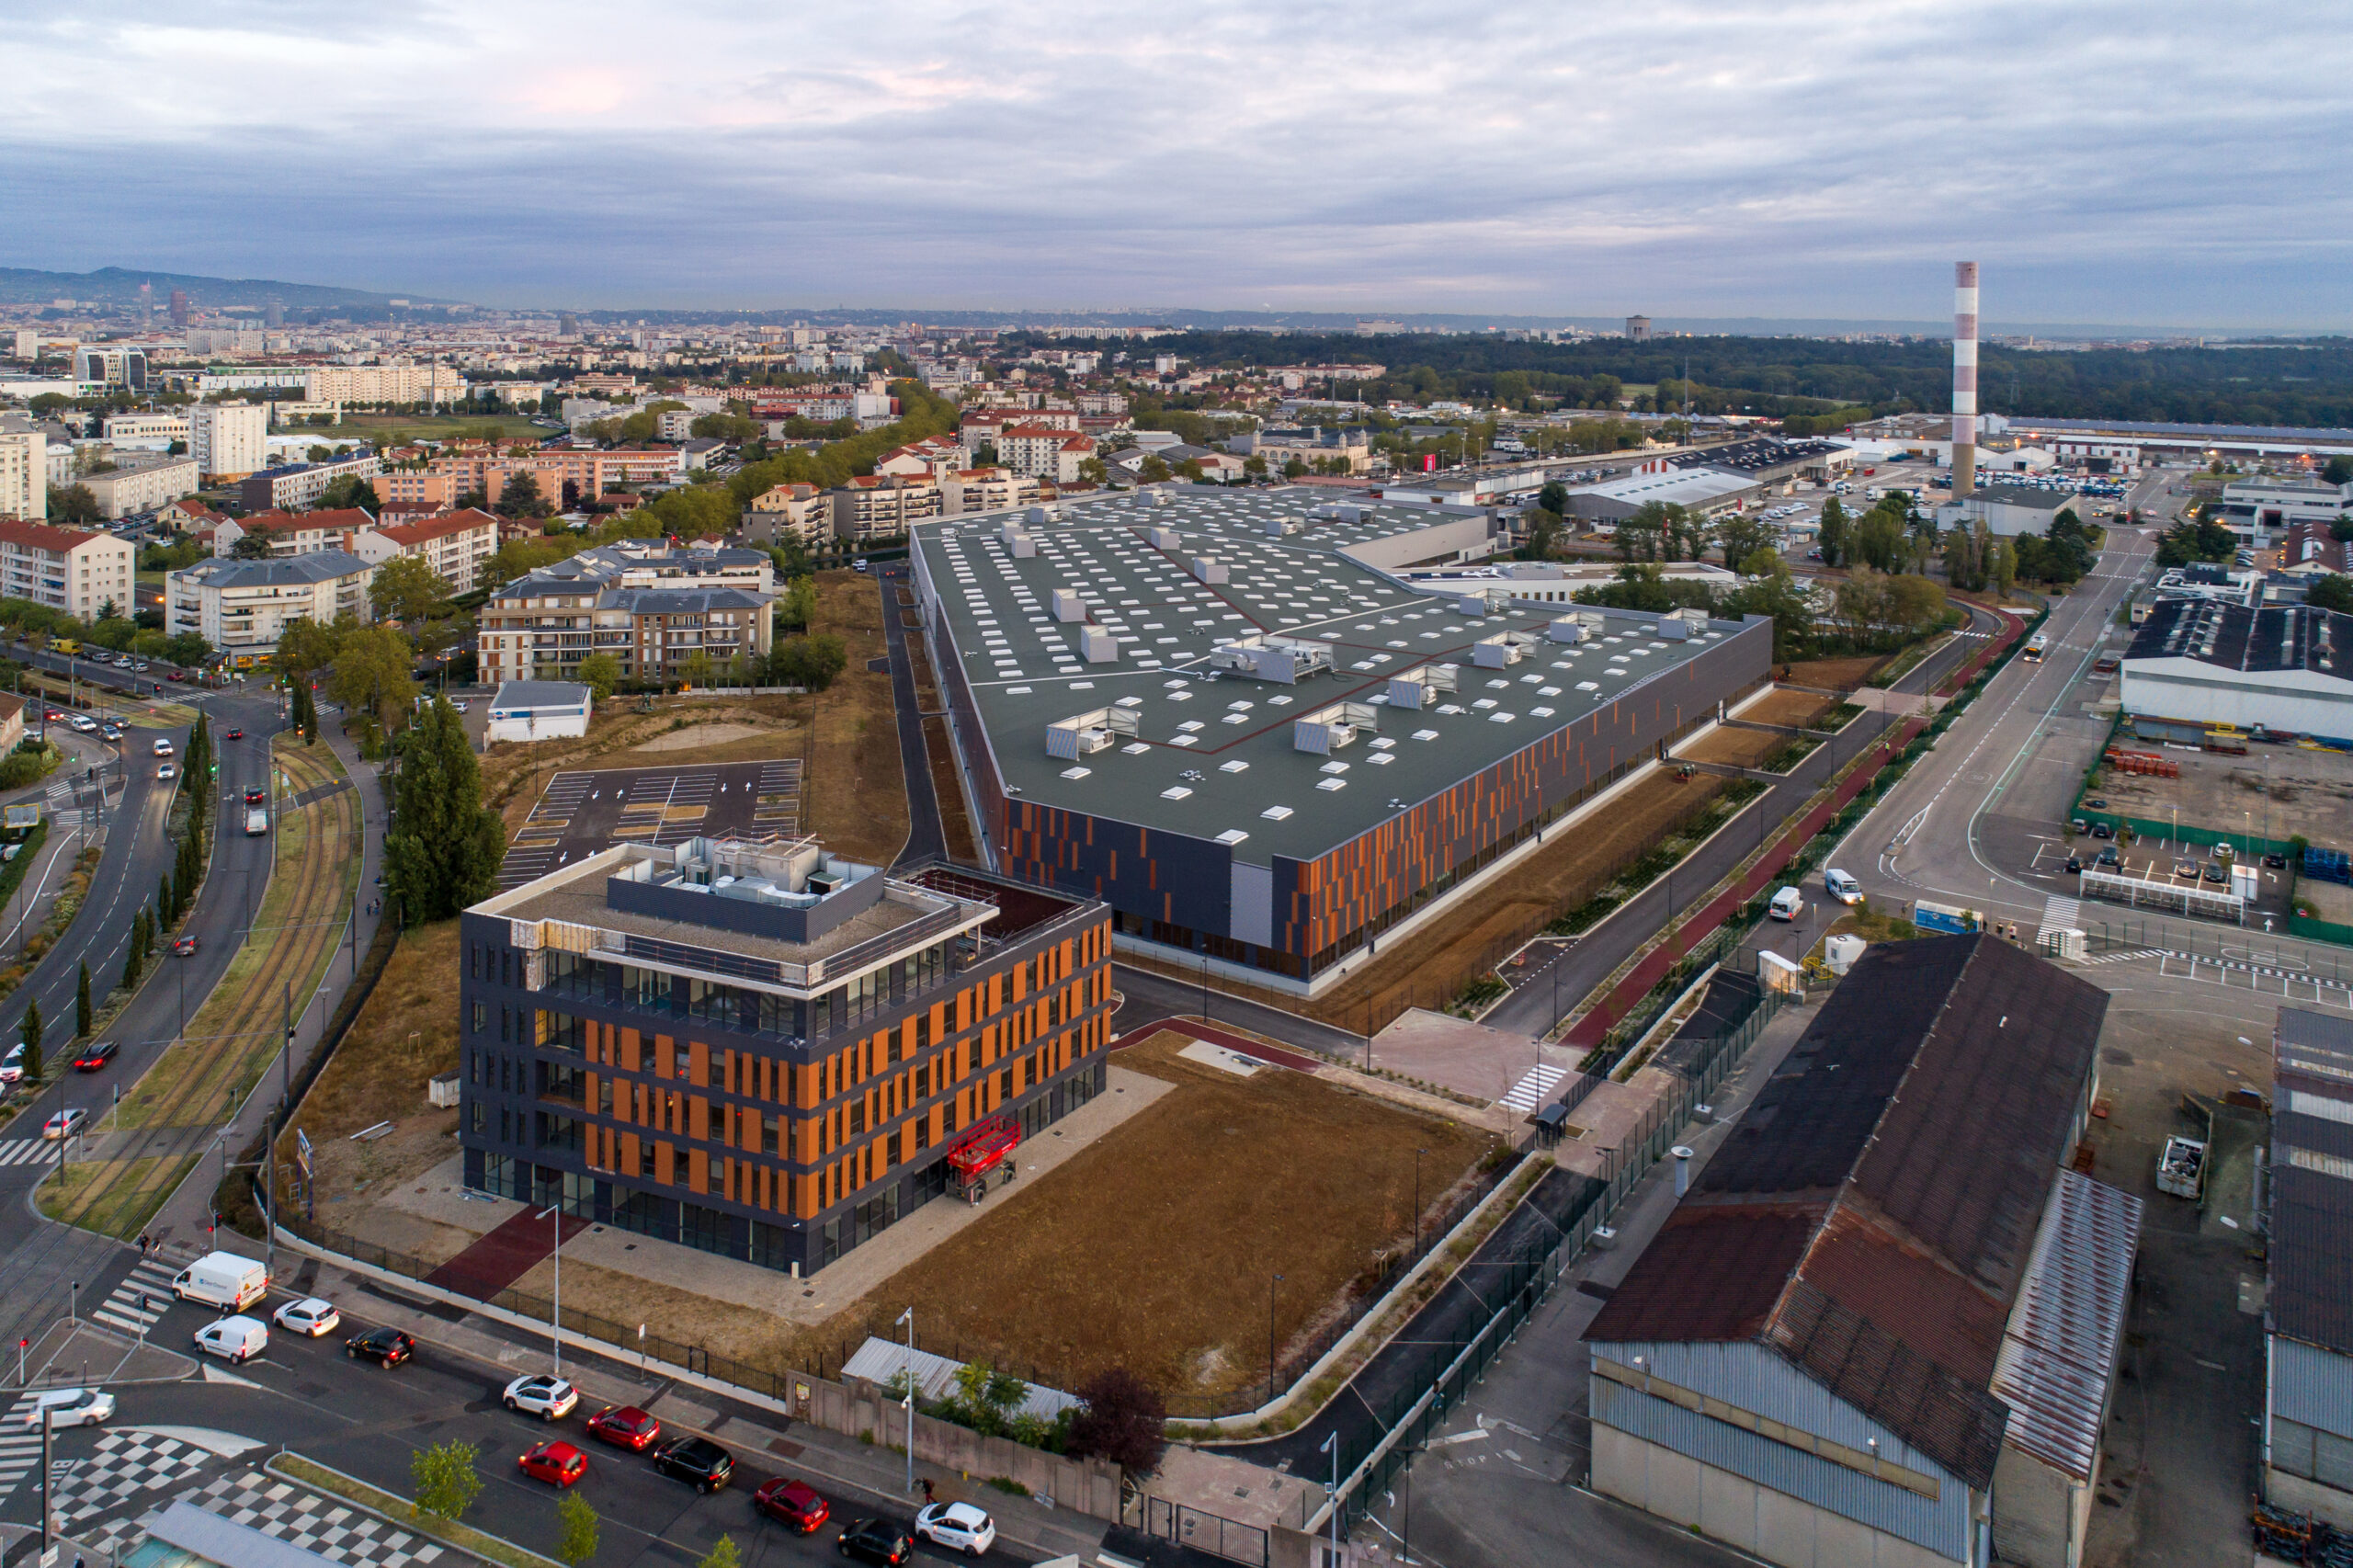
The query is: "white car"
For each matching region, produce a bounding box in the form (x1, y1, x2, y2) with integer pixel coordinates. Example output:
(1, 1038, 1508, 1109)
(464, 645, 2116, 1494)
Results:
(915, 1502, 997, 1556)
(193, 1315, 269, 1364)
(23, 1388, 113, 1429)
(153, 738, 174, 756)
(273, 1297, 341, 1337)
(157, 763, 176, 780)
(41, 1108, 87, 1141)
(502, 1373, 578, 1420)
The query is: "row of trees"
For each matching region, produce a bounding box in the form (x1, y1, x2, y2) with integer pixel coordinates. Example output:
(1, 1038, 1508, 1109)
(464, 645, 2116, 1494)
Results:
(0, 595, 209, 667)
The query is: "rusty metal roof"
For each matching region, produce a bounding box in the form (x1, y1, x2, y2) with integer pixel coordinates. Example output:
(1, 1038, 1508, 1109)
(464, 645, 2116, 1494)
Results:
(1989, 1170, 2144, 1482)
(1586, 934, 2110, 1493)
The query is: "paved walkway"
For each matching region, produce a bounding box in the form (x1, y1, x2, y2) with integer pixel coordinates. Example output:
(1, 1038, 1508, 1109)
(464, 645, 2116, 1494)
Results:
(874, 562, 946, 869)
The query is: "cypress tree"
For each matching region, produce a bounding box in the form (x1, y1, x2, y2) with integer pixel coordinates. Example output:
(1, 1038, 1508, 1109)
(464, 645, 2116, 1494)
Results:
(383, 698, 506, 922)
(74, 961, 89, 1039)
(159, 871, 174, 927)
(122, 910, 147, 992)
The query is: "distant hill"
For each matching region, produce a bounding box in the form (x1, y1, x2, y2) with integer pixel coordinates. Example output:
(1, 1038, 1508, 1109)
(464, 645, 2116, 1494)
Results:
(0, 266, 462, 312)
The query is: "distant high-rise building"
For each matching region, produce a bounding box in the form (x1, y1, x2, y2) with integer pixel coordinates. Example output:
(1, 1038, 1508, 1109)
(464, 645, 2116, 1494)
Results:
(265, 299, 283, 329)
(1626, 314, 1652, 343)
(559, 312, 581, 338)
(169, 289, 189, 328)
(139, 280, 153, 322)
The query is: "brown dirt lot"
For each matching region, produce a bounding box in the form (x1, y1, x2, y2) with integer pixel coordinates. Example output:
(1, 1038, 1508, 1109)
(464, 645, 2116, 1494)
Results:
(1288, 775, 1727, 1030)
(1735, 688, 1834, 729)
(824, 1030, 1497, 1405)
(1781, 654, 1887, 691)
(1677, 727, 1790, 768)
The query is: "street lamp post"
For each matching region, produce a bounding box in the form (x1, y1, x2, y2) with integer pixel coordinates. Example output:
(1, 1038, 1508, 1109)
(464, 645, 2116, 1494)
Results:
(896, 1307, 915, 1495)
(534, 1200, 564, 1375)
(1321, 1430, 1340, 1565)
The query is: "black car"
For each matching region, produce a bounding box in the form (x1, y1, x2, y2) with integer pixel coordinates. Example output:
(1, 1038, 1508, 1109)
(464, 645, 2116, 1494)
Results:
(2097, 847, 2121, 867)
(2089, 823, 2114, 840)
(2064, 855, 2082, 874)
(346, 1327, 415, 1367)
(2266, 852, 2290, 869)
(652, 1436, 733, 1494)
(72, 1040, 119, 1072)
(835, 1519, 914, 1566)
(2203, 862, 2230, 884)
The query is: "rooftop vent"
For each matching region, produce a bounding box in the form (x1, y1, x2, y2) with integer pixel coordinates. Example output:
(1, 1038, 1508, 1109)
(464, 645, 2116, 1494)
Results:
(1386, 663, 1460, 709)
(1192, 556, 1228, 585)
(1472, 631, 1541, 669)
(1046, 705, 1141, 759)
(1207, 633, 1334, 685)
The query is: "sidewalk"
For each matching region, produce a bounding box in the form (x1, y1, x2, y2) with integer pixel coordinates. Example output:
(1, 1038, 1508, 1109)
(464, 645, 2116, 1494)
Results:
(146, 719, 388, 1244)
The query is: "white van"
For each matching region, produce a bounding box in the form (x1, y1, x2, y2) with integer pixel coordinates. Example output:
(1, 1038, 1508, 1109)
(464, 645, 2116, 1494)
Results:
(192, 1315, 268, 1364)
(1824, 869, 1862, 905)
(1768, 886, 1804, 921)
(172, 1250, 269, 1312)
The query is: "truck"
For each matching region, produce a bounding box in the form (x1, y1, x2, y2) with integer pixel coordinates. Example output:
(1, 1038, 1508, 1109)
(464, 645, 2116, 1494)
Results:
(171, 1250, 269, 1311)
(244, 806, 269, 836)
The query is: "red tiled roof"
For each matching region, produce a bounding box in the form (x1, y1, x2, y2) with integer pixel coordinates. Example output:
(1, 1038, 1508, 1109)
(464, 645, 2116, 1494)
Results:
(372, 507, 499, 548)
(0, 518, 107, 553)
(238, 507, 376, 534)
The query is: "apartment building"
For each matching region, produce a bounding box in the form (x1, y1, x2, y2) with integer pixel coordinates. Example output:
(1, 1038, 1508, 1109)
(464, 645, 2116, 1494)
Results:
(833, 474, 940, 545)
(874, 437, 971, 480)
(460, 837, 1113, 1276)
(475, 541, 776, 687)
(168, 551, 376, 667)
(352, 507, 501, 593)
(0, 518, 137, 619)
(0, 420, 43, 522)
(939, 467, 1040, 517)
(426, 448, 682, 506)
(996, 426, 1095, 484)
(743, 483, 831, 550)
(237, 452, 383, 513)
(82, 454, 199, 519)
(192, 402, 270, 482)
(211, 507, 376, 558)
(1232, 425, 1374, 475)
(961, 409, 1080, 454)
(303, 363, 465, 405)
(100, 413, 192, 446)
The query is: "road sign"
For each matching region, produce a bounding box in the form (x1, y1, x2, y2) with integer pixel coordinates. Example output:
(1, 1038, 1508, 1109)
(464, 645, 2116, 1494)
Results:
(295, 1129, 313, 1179)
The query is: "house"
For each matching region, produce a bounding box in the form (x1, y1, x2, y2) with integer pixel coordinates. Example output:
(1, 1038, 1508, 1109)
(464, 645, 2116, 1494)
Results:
(352, 507, 501, 593)
(1587, 935, 2139, 1568)
(485, 681, 594, 743)
(155, 496, 222, 534)
(0, 693, 25, 756)
(874, 437, 972, 481)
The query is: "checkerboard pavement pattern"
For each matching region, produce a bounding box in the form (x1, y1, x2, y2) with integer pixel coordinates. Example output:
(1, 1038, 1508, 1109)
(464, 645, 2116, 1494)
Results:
(54, 1430, 216, 1522)
(78, 1469, 455, 1568)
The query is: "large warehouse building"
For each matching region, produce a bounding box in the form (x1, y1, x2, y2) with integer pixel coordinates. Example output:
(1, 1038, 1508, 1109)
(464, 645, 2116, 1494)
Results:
(913, 486, 1771, 993)
(2266, 1007, 2353, 1528)
(1586, 936, 2141, 1568)
(2120, 597, 2353, 740)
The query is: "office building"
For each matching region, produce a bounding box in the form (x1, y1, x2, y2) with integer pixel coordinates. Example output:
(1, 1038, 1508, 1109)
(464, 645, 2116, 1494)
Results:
(0, 518, 135, 620)
(1587, 936, 2138, 1568)
(79, 347, 148, 392)
(2266, 1007, 2353, 1528)
(914, 487, 1768, 993)
(82, 454, 199, 520)
(168, 551, 376, 667)
(459, 837, 1112, 1275)
(192, 402, 270, 483)
(237, 452, 383, 513)
(100, 413, 192, 447)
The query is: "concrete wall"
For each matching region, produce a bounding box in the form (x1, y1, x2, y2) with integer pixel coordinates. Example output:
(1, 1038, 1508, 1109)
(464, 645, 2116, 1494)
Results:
(1594, 1425, 1964, 1568)
(2268, 1467, 2353, 1532)
(1990, 1443, 2082, 1568)
(827, 1376, 1124, 1520)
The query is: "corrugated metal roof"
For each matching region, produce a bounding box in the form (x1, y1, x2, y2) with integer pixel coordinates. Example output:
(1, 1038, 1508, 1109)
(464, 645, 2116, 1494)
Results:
(2271, 1011, 2353, 1356)
(839, 1337, 1080, 1424)
(1989, 1170, 2143, 1482)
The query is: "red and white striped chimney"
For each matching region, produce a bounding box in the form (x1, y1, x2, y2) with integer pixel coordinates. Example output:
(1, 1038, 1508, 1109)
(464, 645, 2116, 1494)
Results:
(1953, 261, 1978, 498)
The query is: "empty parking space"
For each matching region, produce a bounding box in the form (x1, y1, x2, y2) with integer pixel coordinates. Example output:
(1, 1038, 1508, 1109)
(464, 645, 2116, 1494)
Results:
(498, 759, 802, 888)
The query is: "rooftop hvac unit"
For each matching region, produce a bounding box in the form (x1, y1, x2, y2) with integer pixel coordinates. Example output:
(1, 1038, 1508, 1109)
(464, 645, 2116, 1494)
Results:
(1046, 705, 1140, 759)
(1548, 618, 1586, 644)
(1081, 627, 1120, 663)
(1192, 556, 1228, 585)
(1472, 631, 1540, 669)
(1455, 589, 1507, 615)
(1387, 664, 1459, 708)
(1209, 633, 1333, 685)
(1025, 506, 1053, 527)
(1656, 618, 1690, 641)
(999, 520, 1026, 544)
(1009, 532, 1038, 558)
(1052, 587, 1086, 622)
(1147, 526, 1179, 550)
(1151, 491, 1171, 506)
(1295, 700, 1381, 754)
(1263, 516, 1303, 538)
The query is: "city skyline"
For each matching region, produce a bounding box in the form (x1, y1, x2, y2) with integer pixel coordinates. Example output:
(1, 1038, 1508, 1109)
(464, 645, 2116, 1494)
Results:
(4, 1, 2347, 327)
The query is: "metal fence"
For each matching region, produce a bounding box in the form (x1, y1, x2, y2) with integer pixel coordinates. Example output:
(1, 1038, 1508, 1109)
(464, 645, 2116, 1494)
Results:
(1141, 1497, 1271, 1567)
(2082, 915, 2353, 981)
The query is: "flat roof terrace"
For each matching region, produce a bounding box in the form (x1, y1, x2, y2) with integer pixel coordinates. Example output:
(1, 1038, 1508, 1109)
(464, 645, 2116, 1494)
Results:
(915, 487, 1758, 866)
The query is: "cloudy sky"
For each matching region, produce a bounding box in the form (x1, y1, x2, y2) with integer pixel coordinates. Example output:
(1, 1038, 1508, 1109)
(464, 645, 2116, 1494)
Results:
(5, 1, 2348, 326)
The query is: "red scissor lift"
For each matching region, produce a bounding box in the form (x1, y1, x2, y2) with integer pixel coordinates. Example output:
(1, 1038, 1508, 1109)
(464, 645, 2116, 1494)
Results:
(946, 1114, 1021, 1205)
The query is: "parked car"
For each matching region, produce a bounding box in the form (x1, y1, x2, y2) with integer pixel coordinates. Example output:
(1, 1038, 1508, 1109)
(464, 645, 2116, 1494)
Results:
(2089, 823, 2113, 839)
(346, 1327, 415, 1368)
(502, 1374, 578, 1420)
(2097, 847, 2121, 867)
(41, 1108, 86, 1141)
(754, 1476, 830, 1533)
(915, 1502, 997, 1556)
(2174, 858, 2199, 879)
(0, 1043, 23, 1084)
(2064, 854, 2082, 873)
(71, 1040, 118, 1072)
(23, 1388, 113, 1429)
(193, 1316, 268, 1364)
(651, 1436, 733, 1494)
(517, 1441, 587, 1489)
(2266, 852, 2290, 869)
(2203, 862, 2230, 884)
(835, 1519, 914, 1566)
(273, 1297, 341, 1337)
(584, 1405, 660, 1451)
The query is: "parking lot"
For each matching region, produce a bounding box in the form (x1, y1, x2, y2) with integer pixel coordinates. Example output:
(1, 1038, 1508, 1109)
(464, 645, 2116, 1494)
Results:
(2040, 826, 2295, 922)
(499, 758, 806, 888)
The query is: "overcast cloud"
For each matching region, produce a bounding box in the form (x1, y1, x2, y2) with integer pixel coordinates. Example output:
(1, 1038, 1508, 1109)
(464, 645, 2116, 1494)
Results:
(2, 0, 2347, 325)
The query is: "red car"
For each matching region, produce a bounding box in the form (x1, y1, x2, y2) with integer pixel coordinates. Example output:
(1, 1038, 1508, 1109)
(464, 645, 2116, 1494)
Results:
(43, 710, 62, 722)
(227, 727, 244, 741)
(584, 1405, 660, 1451)
(518, 1441, 586, 1489)
(754, 1476, 830, 1533)
(166, 671, 183, 681)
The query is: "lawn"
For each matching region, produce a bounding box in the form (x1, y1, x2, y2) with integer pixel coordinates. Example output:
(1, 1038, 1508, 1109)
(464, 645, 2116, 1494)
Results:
(825, 1030, 1496, 1409)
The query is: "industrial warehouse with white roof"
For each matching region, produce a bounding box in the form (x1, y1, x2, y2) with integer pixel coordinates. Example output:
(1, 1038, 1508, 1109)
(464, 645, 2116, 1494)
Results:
(913, 485, 1770, 991)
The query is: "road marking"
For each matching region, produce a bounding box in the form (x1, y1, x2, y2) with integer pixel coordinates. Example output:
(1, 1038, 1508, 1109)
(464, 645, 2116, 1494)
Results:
(0, 1392, 49, 1502)
(90, 1257, 180, 1335)
(1498, 1064, 1567, 1114)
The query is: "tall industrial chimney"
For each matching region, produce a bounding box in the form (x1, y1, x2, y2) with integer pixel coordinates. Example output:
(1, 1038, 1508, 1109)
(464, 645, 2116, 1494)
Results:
(1952, 262, 1978, 498)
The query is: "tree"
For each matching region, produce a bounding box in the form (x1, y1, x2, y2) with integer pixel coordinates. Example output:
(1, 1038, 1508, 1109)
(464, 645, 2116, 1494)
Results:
(315, 475, 381, 513)
(1141, 455, 1173, 483)
(676, 650, 715, 688)
(553, 1491, 599, 1567)
(779, 576, 818, 630)
(1716, 511, 1774, 573)
(769, 634, 848, 691)
(18, 1000, 39, 1085)
(2325, 455, 2353, 486)
(122, 911, 147, 994)
(410, 1439, 483, 1523)
(1817, 497, 1848, 566)
(326, 624, 417, 732)
(2305, 574, 2353, 614)
(1537, 480, 1570, 516)
(1520, 509, 1564, 561)
(230, 530, 277, 560)
(382, 698, 505, 922)
(495, 472, 554, 519)
(1067, 1367, 1168, 1482)
(48, 484, 100, 524)
(75, 962, 90, 1040)
(577, 653, 621, 701)
(369, 555, 449, 623)
(695, 1539, 740, 1568)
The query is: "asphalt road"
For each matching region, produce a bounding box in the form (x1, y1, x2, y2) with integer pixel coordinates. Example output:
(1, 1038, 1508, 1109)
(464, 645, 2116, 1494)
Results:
(873, 562, 947, 869)
(3, 1278, 1047, 1568)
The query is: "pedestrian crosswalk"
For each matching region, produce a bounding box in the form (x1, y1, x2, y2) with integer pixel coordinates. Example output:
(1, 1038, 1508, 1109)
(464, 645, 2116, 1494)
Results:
(0, 1139, 56, 1167)
(91, 1256, 179, 1337)
(1499, 1062, 1569, 1114)
(2038, 896, 2083, 944)
(0, 1392, 46, 1503)
(2080, 948, 2168, 966)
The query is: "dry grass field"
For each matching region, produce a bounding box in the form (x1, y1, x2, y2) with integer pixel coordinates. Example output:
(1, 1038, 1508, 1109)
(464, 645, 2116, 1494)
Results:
(1677, 727, 1791, 768)
(1736, 687, 1835, 729)
(1781, 653, 1888, 691)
